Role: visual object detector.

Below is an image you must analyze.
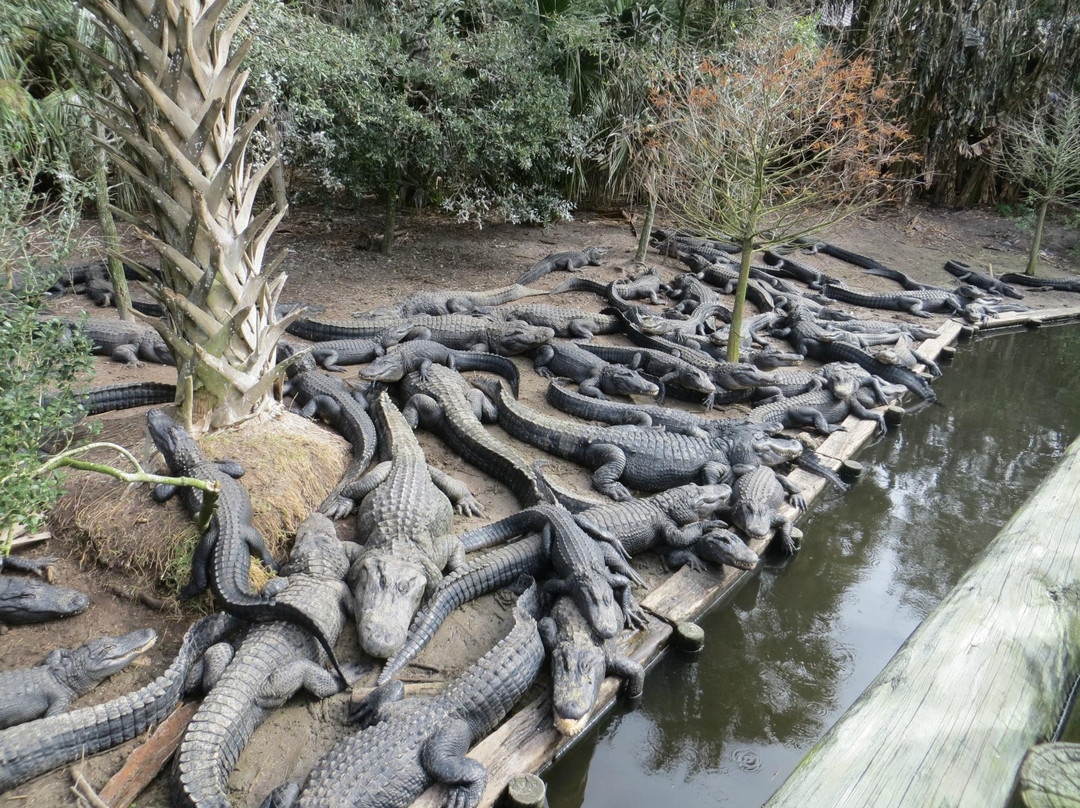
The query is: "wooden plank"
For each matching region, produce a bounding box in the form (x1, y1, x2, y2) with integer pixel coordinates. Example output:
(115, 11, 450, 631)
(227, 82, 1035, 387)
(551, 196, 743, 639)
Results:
(919, 319, 964, 360)
(982, 305, 1080, 330)
(765, 435, 1080, 808)
(8, 531, 50, 550)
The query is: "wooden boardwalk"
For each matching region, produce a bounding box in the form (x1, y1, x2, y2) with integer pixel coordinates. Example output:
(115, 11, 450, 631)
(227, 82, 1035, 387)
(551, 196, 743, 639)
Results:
(410, 303, 1080, 808)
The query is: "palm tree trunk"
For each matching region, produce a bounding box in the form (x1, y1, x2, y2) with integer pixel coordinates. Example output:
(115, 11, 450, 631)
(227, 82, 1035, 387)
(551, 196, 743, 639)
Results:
(635, 194, 656, 263)
(1026, 199, 1049, 276)
(726, 235, 754, 363)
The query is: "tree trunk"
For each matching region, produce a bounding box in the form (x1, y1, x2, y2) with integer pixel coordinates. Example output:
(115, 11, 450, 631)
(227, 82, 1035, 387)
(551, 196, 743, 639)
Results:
(726, 235, 754, 364)
(92, 121, 131, 322)
(1027, 199, 1049, 276)
(381, 168, 399, 256)
(635, 194, 656, 263)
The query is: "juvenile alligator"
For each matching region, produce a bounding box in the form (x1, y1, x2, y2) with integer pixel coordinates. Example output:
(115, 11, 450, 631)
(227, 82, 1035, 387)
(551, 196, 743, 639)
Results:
(342, 391, 481, 658)
(828, 317, 940, 342)
(262, 580, 545, 808)
(174, 514, 358, 808)
(944, 260, 1024, 299)
(823, 283, 973, 317)
(761, 250, 842, 290)
(288, 313, 553, 355)
(308, 337, 386, 372)
(147, 409, 349, 680)
(862, 265, 946, 291)
(533, 341, 659, 400)
(579, 343, 716, 406)
(378, 533, 548, 684)
(0, 556, 88, 628)
(541, 596, 644, 736)
(750, 364, 888, 435)
(517, 246, 608, 284)
(354, 283, 552, 318)
(801, 239, 886, 269)
(0, 629, 156, 729)
(553, 268, 664, 305)
(1000, 272, 1080, 293)
(475, 377, 731, 500)
(485, 303, 622, 340)
(662, 272, 730, 314)
(0, 612, 239, 792)
(727, 465, 803, 555)
(400, 362, 547, 506)
(281, 350, 378, 518)
(57, 316, 174, 365)
(358, 339, 520, 394)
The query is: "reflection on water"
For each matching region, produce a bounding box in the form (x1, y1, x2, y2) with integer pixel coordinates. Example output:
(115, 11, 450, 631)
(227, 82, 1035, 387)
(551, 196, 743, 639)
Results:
(545, 324, 1080, 808)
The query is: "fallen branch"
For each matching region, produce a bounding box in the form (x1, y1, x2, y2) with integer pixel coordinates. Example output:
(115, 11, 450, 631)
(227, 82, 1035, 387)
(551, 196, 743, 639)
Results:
(70, 766, 109, 808)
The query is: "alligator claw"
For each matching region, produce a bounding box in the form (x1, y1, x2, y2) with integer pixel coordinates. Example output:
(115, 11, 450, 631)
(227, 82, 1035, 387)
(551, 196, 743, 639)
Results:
(455, 496, 485, 518)
(788, 494, 807, 511)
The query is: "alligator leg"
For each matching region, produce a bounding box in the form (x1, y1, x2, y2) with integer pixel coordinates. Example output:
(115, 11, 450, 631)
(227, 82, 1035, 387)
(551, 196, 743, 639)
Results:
(595, 544, 647, 587)
(578, 376, 608, 400)
(242, 525, 280, 573)
(584, 444, 633, 501)
(914, 350, 942, 377)
(213, 459, 245, 478)
(608, 654, 645, 700)
(110, 343, 141, 366)
(788, 407, 844, 435)
(349, 678, 405, 727)
(609, 574, 648, 630)
(402, 393, 443, 430)
(903, 299, 933, 318)
(467, 388, 497, 423)
(664, 547, 708, 571)
(180, 524, 217, 599)
(427, 465, 485, 517)
(848, 398, 887, 435)
(568, 321, 596, 341)
(422, 718, 488, 808)
(775, 474, 807, 510)
(572, 515, 631, 559)
(199, 642, 235, 690)
(340, 461, 392, 502)
(257, 659, 352, 708)
(533, 345, 555, 376)
(321, 351, 346, 372)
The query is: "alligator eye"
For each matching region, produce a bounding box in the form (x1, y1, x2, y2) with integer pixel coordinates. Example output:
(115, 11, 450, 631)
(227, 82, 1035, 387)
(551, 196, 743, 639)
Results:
(578, 659, 592, 675)
(397, 580, 410, 595)
(603, 591, 612, 606)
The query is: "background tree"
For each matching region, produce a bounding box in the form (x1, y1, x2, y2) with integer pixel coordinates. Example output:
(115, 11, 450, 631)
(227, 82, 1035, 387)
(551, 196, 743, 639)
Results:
(993, 92, 1080, 276)
(653, 19, 915, 362)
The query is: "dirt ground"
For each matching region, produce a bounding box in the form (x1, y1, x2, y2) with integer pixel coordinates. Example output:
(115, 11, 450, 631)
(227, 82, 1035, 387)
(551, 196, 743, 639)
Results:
(4, 201, 1080, 807)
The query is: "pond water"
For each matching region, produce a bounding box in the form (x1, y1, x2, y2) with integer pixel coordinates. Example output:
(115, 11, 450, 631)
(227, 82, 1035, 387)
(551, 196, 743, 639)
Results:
(544, 323, 1080, 808)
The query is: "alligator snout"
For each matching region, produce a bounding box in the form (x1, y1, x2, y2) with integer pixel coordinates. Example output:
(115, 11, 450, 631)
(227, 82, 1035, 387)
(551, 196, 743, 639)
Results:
(551, 647, 606, 737)
(696, 530, 759, 570)
(352, 554, 429, 658)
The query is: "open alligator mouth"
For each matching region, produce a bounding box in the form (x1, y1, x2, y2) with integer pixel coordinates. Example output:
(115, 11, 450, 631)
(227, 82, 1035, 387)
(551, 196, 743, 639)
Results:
(554, 711, 591, 737)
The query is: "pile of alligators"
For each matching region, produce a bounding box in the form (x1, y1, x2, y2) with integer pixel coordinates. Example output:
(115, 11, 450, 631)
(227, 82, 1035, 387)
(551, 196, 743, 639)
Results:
(2, 235, 1016, 807)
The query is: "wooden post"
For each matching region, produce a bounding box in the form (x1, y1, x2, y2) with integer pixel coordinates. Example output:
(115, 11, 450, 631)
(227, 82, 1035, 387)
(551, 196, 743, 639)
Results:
(765, 435, 1080, 808)
(1019, 743, 1080, 808)
(503, 774, 546, 808)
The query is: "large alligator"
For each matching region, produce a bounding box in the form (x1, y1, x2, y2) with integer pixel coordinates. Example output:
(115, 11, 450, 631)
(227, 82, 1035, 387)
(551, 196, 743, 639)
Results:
(476, 377, 732, 499)
(727, 465, 803, 555)
(822, 282, 973, 317)
(262, 580, 546, 808)
(541, 595, 644, 737)
(533, 341, 659, 400)
(358, 339, 520, 394)
(282, 350, 378, 518)
(579, 343, 716, 406)
(0, 612, 239, 792)
(288, 313, 554, 355)
(999, 272, 1080, 293)
(485, 303, 622, 340)
(0, 556, 88, 628)
(173, 514, 359, 808)
(553, 268, 664, 305)
(378, 533, 548, 684)
(943, 260, 1024, 299)
(147, 409, 349, 680)
(343, 391, 481, 658)
(354, 283, 553, 318)
(517, 246, 608, 284)
(400, 362, 547, 507)
(0, 628, 156, 729)
(56, 316, 174, 365)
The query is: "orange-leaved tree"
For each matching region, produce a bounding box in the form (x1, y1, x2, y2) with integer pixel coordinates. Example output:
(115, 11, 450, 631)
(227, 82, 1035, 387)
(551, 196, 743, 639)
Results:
(652, 20, 917, 361)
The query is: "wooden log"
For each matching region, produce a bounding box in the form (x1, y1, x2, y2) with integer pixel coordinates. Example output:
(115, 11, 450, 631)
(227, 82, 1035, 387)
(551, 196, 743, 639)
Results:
(982, 306, 1080, 330)
(1019, 743, 1080, 808)
(8, 531, 50, 549)
(97, 700, 199, 808)
(765, 435, 1080, 808)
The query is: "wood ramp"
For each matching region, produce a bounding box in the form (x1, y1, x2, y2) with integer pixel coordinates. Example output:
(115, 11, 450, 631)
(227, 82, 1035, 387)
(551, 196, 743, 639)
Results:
(409, 305, 1080, 808)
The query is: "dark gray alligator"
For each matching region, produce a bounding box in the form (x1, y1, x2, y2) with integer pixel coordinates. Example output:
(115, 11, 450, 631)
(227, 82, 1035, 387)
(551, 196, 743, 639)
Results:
(308, 337, 386, 372)
(694, 263, 778, 311)
(147, 409, 348, 681)
(0, 556, 88, 629)
(517, 246, 609, 285)
(553, 267, 664, 305)
(822, 282, 973, 317)
(57, 316, 174, 365)
(870, 336, 942, 378)
(0, 628, 156, 729)
(579, 343, 716, 406)
(999, 272, 1080, 293)
(620, 300, 730, 345)
(761, 250, 842, 290)
(662, 272, 733, 316)
(533, 341, 660, 400)
(476, 377, 732, 500)
(944, 260, 1024, 299)
(485, 303, 622, 340)
(400, 362, 547, 507)
(862, 265, 948, 292)
(378, 534, 548, 684)
(282, 350, 378, 518)
(750, 363, 888, 435)
(541, 595, 644, 737)
(342, 391, 481, 659)
(358, 339, 520, 394)
(354, 283, 552, 318)
(174, 513, 359, 808)
(0, 612, 239, 792)
(262, 580, 545, 808)
(727, 465, 803, 555)
(76, 381, 177, 415)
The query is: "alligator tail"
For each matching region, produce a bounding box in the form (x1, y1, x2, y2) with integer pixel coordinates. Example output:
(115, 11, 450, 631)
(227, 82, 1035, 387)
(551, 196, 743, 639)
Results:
(551, 276, 608, 296)
(814, 241, 885, 270)
(81, 382, 177, 415)
(451, 350, 521, 395)
(796, 452, 849, 491)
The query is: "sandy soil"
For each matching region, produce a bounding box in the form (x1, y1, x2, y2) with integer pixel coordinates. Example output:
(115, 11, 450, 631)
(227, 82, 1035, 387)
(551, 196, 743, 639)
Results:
(3, 201, 1079, 807)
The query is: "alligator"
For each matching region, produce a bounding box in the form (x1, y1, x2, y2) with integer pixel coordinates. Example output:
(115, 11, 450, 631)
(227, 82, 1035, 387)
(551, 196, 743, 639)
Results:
(619, 301, 731, 347)
(726, 465, 803, 555)
(750, 363, 888, 435)
(744, 346, 807, 370)
(553, 267, 664, 305)
(667, 527, 761, 572)
(147, 409, 349, 681)
(822, 282, 975, 317)
(353, 283, 552, 318)
(694, 263, 778, 311)
(484, 303, 622, 340)
(747, 367, 824, 402)
(0, 628, 156, 730)
(308, 337, 386, 372)
(943, 260, 1024, 299)
(399, 362, 547, 507)
(870, 335, 942, 378)
(261, 580, 545, 808)
(173, 513, 359, 808)
(533, 341, 660, 400)
(378, 533, 548, 684)
(74, 381, 177, 415)
(999, 272, 1080, 293)
(517, 246, 609, 284)
(0, 612, 239, 792)
(862, 265, 949, 292)
(0, 556, 88, 629)
(827, 317, 940, 342)
(662, 272, 732, 316)
(801, 239, 886, 269)
(288, 313, 554, 355)
(56, 316, 174, 365)
(474, 377, 731, 500)
(579, 342, 716, 406)
(541, 595, 644, 736)
(281, 350, 378, 518)
(761, 250, 842, 290)
(358, 339, 520, 394)
(342, 391, 482, 658)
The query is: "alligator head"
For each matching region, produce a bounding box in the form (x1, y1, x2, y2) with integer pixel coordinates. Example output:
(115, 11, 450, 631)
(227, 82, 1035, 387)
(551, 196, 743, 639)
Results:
(694, 529, 759, 570)
(568, 573, 624, 640)
(660, 484, 732, 525)
(146, 408, 202, 472)
(494, 322, 555, 355)
(49, 627, 158, 684)
(281, 513, 351, 581)
(747, 348, 804, 370)
(0, 577, 90, 625)
(604, 367, 660, 398)
(678, 367, 716, 395)
(871, 347, 901, 366)
(722, 364, 775, 390)
(351, 551, 430, 658)
(823, 363, 862, 399)
(753, 435, 804, 467)
(729, 499, 774, 540)
(358, 353, 408, 383)
(540, 603, 607, 737)
(378, 323, 415, 347)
